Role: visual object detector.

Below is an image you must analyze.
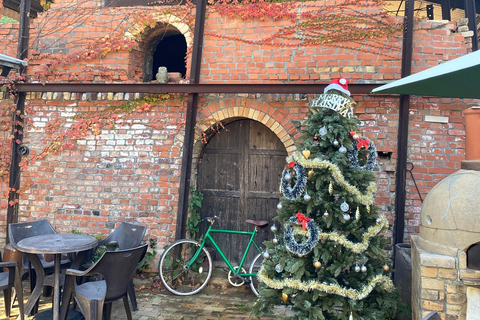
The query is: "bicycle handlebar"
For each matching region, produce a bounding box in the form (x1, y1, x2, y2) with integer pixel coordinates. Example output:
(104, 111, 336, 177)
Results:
(201, 216, 219, 224)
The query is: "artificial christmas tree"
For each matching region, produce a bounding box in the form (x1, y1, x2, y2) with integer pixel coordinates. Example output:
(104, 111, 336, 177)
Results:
(253, 79, 396, 319)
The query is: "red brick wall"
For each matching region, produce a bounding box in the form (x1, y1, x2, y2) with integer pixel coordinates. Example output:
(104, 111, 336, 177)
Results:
(0, 0, 476, 264)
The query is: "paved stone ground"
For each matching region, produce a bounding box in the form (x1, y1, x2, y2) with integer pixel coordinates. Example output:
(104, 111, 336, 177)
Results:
(0, 275, 286, 320)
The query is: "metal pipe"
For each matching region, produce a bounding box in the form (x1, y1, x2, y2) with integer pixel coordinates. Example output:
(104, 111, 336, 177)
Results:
(7, 0, 31, 241)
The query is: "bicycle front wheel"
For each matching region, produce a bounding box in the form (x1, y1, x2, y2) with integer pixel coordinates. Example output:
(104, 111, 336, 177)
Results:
(158, 239, 213, 295)
(249, 253, 264, 296)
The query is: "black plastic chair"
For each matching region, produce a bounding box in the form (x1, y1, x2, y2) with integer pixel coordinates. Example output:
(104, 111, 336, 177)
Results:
(8, 219, 71, 314)
(92, 222, 146, 311)
(60, 244, 148, 320)
(0, 251, 25, 320)
(98, 222, 147, 250)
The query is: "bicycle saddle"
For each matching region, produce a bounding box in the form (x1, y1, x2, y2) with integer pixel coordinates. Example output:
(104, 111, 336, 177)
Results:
(246, 220, 269, 228)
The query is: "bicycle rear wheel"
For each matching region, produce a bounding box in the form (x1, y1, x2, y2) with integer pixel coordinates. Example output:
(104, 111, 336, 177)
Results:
(158, 239, 213, 295)
(249, 253, 264, 296)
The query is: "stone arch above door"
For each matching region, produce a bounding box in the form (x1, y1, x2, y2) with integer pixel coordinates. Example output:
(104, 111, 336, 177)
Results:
(195, 98, 298, 155)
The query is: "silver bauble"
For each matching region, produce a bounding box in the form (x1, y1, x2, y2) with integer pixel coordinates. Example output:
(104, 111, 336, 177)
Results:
(353, 134, 360, 140)
(263, 251, 270, 259)
(304, 193, 311, 202)
(284, 173, 292, 182)
(361, 265, 367, 272)
(271, 225, 277, 232)
(333, 139, 339, 146)
(354, 265, 361, 272)
(343, 213, 351, 221)
(376, 217, 382, 224)
(277, 202, 283, 210)
(323, 211, 329, 217)
(275, 264, 283, 273)
(339, 146, 347, 154)
(272, 238, 279, 244)
(319, 126, 328, 136)
(340, 201, 350, 212)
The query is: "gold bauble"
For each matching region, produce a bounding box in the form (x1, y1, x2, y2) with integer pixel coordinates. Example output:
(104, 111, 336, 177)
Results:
(353, 134, 359, 140)
(383, 264, 390, 272)
(302, 149, 311, 159)
(282, 292, 288, 304)
(308, 169, 314, 179)
(314, 260, 322, 269)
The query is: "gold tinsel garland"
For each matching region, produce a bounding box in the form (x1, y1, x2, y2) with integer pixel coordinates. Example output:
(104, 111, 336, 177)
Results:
(293, 215, 389, 253)
(258, 268, 394, 300)
(286, 152, 376, 206)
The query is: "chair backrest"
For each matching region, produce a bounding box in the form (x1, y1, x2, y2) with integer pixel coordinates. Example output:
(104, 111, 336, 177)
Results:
(98, 222, 147, 250)
(87, 244, 148, 302)
(9, 219, 57, 246)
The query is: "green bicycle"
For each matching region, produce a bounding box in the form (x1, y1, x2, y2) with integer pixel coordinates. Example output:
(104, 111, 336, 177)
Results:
(158, 216, 268, 296)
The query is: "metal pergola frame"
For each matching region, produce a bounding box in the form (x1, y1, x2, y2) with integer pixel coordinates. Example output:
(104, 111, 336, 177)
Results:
(10, 0, 476, 261)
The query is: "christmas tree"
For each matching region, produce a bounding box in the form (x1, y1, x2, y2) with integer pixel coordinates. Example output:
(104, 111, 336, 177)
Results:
(253, 79, 396, 319)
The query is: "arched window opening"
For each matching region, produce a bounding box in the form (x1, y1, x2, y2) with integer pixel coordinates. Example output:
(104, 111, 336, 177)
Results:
(152, 33, 187, 81)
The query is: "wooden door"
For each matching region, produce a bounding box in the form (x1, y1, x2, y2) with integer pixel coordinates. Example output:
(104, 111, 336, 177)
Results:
(197, 119, 287, 265)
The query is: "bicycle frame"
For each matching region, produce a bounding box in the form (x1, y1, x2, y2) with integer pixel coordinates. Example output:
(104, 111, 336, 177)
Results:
(188, 223, 263, 277)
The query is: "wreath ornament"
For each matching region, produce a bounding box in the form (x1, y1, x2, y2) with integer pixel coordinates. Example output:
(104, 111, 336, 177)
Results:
(284, 213, 319, 257)
(347, 137, 377, 171)
(281, 162, 307, 200)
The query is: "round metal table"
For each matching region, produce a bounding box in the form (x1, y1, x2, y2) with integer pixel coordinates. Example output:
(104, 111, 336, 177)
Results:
(16, 234, 98, 320)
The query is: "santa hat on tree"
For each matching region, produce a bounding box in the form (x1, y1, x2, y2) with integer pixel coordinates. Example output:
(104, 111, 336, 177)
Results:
(324, 78, 350, 96)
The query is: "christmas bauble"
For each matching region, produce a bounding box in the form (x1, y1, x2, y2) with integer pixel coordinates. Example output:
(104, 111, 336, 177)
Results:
(376, 217, 382, 224)
(361, 265, 367, 272)
(340, 201, 350, 212)
(319, 126, 328, 136)
(275, 264, 283, 272)
(353, 134, 359, 140)
(277, 202, 283, 210)
(383, 264, 390, 272)
(271, 225, 277, 232)
(304, 193, 311, 202)
(302, 149, 311, 159)
(282, 292, 288, 304)
(314, 136, 318, 141)
(343, 213, 351, 221)
(284, 173, 292, 182)
(314, 261, 322, 269)
(308, 169, 314, 179)
(272, 238, 278, 244)
(323, 211, 329, 217)
(263, 251, 270, 259)
(354, 265, 360, 272)
(333, 139, 339, 146)
(339, 146, 347, 154)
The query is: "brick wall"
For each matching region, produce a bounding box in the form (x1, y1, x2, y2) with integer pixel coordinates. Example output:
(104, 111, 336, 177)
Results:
(0, 0, 477, 264)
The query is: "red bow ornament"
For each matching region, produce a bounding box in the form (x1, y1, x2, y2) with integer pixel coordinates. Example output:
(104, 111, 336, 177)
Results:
(357, 138, 370, 150)
(296, 212, 311, 230)
(288, 162, 296, 168)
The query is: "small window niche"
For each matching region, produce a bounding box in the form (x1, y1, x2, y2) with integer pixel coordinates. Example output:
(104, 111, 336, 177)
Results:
(143, 26, 187, 83)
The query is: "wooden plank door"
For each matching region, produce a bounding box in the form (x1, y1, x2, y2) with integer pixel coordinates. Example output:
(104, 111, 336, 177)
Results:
(197, 119, 287, 265)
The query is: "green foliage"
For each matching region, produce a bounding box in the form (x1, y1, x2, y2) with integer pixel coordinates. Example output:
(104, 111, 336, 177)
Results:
(186, 186, 204, 240)
(136, 238, 157, 273)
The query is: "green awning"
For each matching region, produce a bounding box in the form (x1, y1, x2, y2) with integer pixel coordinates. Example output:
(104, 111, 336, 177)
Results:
(371, 50, 480, 99)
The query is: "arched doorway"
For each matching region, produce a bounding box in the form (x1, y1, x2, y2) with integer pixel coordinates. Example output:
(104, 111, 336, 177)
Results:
(197, 119, 287, 265)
